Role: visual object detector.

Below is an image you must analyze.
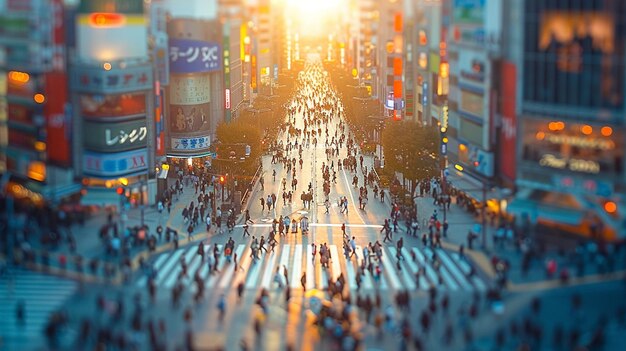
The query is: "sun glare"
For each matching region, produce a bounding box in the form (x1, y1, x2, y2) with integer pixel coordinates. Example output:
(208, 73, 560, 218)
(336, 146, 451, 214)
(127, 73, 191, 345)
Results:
(287, 0, 345, 37)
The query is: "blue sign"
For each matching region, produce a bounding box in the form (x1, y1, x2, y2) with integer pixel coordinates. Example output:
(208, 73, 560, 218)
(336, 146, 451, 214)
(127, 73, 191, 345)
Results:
(170, 136, 211, 151)
(83, 149, 148, 177)
(422, 82, 428, 106)
(169, 39, 222, 73)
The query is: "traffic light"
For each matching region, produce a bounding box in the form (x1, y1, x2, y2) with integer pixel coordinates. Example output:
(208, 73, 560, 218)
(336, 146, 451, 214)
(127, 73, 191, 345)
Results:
(116, 187, 124, 195)
(219, 175, 225, 184)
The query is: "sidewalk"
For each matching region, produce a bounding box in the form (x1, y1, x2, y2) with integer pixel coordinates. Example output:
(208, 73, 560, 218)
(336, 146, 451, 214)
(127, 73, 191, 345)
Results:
(5, 177, 229, 283)
(371, 155, 626, 290)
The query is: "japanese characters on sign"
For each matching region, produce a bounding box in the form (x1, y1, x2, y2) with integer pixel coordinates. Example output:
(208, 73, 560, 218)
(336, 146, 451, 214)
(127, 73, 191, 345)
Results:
(83, 149, 148, 177)
(71, 63, 153, 94)
(170, 74, 210, 105)
(169, 38, 222, 73)
(170, 136, 211, 151)
(84, 118, 147, 152)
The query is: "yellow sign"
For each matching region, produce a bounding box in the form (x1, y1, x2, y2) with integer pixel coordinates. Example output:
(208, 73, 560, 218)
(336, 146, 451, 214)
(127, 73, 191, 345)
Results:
(539, 154, 600, 174)
(352, 68, 358, 77)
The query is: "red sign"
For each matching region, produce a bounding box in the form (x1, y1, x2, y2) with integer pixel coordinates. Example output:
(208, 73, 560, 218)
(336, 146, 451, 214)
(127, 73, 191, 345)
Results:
(8, 0, 32, 11)
(45, 72, 71, 166)
(500, 61, 517, 182)
(80, 93, 146, 118)
(51, 0, 65, 71)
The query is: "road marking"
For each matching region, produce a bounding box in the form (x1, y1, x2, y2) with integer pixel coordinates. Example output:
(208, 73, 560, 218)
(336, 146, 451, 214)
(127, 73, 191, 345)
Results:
(436, 248, 473, 291)
(379, 248, 402, 290)
(423, 247, 458, 291)
(451, 252, 488, 292)
(162, 247, 196, 288)
(260, 249, 278, 289)
(387, 247, 416, 290)
(207, 252, 227, 288)
(153, 248, 186, 286)
(356, 246, 374, 290)
(218, 244, 246, 289)
(329, 245, 341, 281)
(400, 247, 429, 290)
(238, 223, 383, 228)
(290, 244, 303, 288)
(245, 252, 266, 289)
(341, 169, 366, 224)
(306, 245, 314, 290)
(412, 247, 439, 288)
(137, 250, 170, 288)
(279, 244, 291, 284)
(230, 245, 253, 287)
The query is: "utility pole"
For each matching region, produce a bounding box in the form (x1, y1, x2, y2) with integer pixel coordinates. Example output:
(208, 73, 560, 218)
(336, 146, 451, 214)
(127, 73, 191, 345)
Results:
(482, 184, 487, 250)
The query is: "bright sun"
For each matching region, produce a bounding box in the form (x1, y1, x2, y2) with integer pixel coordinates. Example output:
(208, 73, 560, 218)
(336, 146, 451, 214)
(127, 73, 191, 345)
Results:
(286, 0, 346, 36)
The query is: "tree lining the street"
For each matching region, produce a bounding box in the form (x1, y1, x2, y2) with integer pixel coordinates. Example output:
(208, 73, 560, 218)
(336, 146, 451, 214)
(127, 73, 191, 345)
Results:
(381, 120, 439, 198)
(214, 71, 298, 177)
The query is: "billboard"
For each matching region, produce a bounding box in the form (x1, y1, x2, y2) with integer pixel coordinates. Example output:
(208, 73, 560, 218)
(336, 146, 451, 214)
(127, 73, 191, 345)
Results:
(170, 136, 211, 152)
(452, 0, 486, 46)
(499, 61, 516, 182)
(168, 73, 212, 155)
(71, 63, 152, 94)
(169, 104, 210, 134)
(83, 118, 148, 153)
(78, 0, 144, 14)
(83, 149, 148, 177)
(45, 72, 71, 166)
(169, 39, 222, 74)
(80, 93, 146, 118)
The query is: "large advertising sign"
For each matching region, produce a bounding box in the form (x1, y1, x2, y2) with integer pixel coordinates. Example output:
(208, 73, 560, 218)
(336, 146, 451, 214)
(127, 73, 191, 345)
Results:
(499, 61, 516, 182)
(78, 0, 144, 14)
(168, 73, 212, 155)
(84, 118, 148, 153)
(45, 72, 71, 165)
(83, 149, 148, 177)
(452, 0, 486, 46)
(71, 64, 152, 94)
(169, 39, 222, 74)
(169, 104, 210, 134)
(80, 93, 146, 119)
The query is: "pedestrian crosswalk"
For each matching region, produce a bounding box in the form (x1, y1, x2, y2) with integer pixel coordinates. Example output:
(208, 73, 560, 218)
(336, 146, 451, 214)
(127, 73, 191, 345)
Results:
(137, 241, 489, 296)
(0, 268, 77, 349)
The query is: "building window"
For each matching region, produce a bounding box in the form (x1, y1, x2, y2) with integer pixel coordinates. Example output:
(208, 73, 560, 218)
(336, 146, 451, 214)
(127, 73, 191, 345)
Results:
(523, 0, 625, 111)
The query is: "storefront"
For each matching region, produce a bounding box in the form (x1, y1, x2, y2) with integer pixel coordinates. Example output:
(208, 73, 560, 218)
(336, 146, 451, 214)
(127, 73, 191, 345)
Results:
(509, 117, 624, 240)
(71, 1, 155, 207)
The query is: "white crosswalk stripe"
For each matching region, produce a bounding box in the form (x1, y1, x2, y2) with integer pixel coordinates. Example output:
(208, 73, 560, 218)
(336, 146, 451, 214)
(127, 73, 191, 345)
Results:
(435, 248, 473, 291)
(260, 250, 279, 289)
(290, 244, 303, 288)
(0, 269, 77, 348)
(154, 248, 186, 285)
(138, 240, 490, 296)
(380, 247, 402, 290)
(329, 245, 341, 281)
(387, 248, 417, 290)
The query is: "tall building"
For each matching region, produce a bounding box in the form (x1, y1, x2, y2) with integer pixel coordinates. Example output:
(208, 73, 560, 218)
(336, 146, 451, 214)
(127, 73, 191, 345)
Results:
(445, 0, 504, 205)
(219, 0, 245, 121)
(0, 0, 78, 204)
(70, 0, 155, 206)
(163, 0, 222, 158)
(375, 0, 405, 120)
(356, 0, 378, 98)
(507, 0, 626, 240)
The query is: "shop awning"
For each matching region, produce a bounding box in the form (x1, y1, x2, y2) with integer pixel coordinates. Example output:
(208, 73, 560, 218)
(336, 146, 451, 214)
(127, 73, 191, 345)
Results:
(506, 198, 584, 226)
(80, 188, 121, 207)
(41, 183, 82, 201)
(446, 170, 503, 202)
